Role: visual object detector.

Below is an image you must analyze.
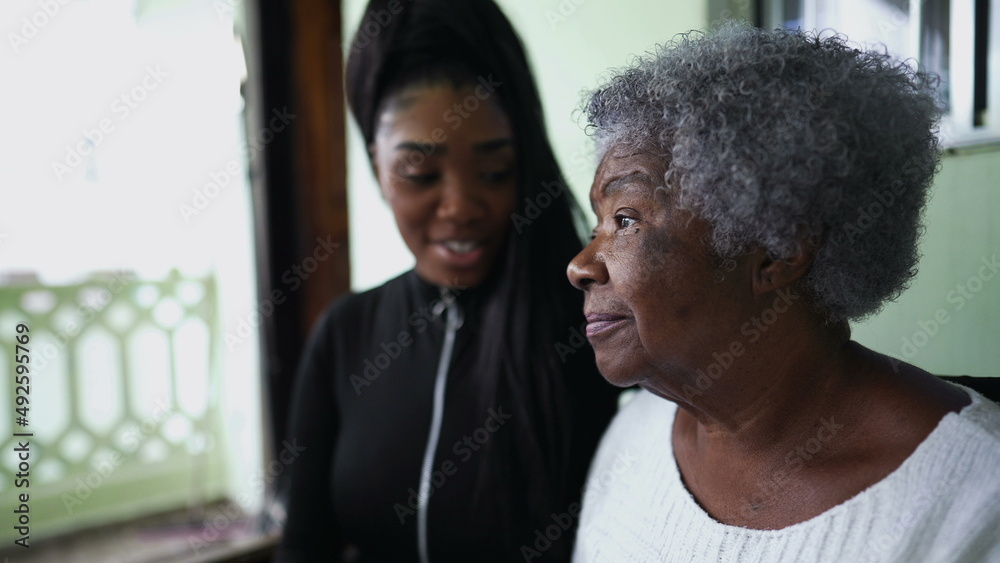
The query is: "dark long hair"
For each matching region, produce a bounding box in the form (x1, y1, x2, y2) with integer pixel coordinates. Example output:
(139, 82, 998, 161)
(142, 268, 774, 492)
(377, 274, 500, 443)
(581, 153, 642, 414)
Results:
(346, 0, 588, 549)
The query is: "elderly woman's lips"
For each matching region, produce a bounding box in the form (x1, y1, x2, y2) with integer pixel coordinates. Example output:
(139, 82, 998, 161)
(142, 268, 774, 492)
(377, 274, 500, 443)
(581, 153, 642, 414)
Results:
(585, 313, 628, 337)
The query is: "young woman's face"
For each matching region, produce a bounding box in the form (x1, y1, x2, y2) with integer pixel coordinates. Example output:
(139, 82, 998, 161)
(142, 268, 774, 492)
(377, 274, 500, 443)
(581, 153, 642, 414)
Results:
(371, 84, 517, 288)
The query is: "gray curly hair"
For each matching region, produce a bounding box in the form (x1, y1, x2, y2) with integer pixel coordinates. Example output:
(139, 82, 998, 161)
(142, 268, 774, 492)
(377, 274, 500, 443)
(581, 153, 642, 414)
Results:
(584, 22, 943, 322)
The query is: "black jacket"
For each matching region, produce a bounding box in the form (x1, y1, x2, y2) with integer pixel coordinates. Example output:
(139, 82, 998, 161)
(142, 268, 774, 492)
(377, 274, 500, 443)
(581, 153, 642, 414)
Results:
(276, 270, 618, 562)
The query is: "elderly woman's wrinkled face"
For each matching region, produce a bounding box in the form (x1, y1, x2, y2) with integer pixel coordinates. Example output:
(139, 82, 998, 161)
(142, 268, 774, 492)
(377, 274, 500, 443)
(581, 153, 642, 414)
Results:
(371, 84, 517, 288)
(567, 148, 755, 393)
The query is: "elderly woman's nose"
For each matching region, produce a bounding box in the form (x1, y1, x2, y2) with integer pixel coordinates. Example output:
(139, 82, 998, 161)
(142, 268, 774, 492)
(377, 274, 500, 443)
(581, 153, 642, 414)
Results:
(567, 242, 605, 290)
(436, 178, 485, 222)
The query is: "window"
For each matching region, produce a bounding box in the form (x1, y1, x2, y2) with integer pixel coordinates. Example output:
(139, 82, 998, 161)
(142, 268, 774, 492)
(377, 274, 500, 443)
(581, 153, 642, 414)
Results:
(0, 0, 265, 554)
(761, 0, 1000, 147)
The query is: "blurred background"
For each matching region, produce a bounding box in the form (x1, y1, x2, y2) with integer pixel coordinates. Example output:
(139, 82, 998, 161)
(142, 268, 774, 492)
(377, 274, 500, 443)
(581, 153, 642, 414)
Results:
(0, 0, 996, 560)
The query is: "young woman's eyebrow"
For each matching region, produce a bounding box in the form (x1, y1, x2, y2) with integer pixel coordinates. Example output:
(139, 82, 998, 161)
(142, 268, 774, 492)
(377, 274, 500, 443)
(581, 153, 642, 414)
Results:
(472, 138, 514, 154)
(394, 141, 441, 155)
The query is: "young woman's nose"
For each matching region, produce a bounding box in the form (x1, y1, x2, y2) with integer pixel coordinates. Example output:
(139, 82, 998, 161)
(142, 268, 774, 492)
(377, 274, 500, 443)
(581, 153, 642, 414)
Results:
(436, 176, 486, 223)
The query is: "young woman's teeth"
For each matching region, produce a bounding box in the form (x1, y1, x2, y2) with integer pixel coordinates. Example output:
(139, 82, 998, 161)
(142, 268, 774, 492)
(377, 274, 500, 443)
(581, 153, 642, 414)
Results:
(444, 240, 478, 253)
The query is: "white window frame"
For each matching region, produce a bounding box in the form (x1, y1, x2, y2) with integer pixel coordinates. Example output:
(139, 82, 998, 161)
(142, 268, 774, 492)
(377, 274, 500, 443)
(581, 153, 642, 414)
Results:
(762, 0, 1000, 148)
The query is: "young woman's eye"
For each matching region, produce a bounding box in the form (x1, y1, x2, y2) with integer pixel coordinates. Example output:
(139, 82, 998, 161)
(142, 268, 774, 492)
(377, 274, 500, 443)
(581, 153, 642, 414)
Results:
(402, 172, 439, 185)
(480, 169, 513, 183)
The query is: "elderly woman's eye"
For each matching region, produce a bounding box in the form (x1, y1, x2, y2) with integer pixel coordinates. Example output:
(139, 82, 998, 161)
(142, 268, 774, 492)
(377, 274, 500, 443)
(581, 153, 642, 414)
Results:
(615, 215, 638, 230)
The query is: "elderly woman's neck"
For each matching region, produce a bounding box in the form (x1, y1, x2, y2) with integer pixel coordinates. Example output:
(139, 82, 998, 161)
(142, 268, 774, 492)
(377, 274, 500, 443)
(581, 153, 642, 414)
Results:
(667, 314, 860, 449)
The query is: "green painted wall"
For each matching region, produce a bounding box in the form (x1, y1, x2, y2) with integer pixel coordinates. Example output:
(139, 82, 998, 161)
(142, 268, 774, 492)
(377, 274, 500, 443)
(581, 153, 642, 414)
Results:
(854, 147, 1000, 377)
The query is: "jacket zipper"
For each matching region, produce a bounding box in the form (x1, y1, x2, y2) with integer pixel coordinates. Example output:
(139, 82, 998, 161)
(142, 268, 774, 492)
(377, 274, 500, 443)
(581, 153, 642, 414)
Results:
(417, 294, 463, 563)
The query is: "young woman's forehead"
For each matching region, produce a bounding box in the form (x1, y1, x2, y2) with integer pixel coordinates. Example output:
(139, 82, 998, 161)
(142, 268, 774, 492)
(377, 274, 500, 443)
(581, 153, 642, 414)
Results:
(375, 84, 512, 147)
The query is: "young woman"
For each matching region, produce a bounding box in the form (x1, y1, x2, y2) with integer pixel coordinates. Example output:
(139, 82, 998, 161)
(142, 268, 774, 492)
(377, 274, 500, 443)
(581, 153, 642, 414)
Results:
(275, 1, 619, 561)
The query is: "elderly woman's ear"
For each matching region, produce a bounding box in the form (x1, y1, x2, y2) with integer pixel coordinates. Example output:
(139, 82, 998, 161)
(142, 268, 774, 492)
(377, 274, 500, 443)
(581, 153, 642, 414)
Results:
(749, 240, 817, 296)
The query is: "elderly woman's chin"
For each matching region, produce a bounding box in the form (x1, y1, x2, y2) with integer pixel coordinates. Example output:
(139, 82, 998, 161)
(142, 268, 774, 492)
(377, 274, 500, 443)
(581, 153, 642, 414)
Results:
(591, 352, 643, 389)
(589, 336, 696, 398)
(585, 330, 641, 387)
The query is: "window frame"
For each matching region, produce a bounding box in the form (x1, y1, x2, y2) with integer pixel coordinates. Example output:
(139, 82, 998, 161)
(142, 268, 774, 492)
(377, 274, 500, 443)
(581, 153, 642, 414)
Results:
(761, 0, 1000, 148)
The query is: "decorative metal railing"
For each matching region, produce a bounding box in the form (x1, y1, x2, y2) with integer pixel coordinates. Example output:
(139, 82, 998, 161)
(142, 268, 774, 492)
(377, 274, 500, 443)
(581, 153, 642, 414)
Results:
(0, 270, 228, 542)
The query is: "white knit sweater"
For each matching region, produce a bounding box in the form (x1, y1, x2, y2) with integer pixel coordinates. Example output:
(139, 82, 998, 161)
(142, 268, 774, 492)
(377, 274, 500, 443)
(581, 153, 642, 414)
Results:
(574, 386, 1000, 563)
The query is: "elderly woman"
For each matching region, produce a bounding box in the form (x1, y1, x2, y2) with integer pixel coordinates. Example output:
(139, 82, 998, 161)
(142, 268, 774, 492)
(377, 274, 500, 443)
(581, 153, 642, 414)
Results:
(567, 23, 1000, 562)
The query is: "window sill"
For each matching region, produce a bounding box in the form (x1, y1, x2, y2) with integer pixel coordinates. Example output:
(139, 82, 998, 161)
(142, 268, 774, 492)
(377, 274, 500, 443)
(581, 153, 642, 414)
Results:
(0, 502, 278, 562)
(944, 137, 1000, 156)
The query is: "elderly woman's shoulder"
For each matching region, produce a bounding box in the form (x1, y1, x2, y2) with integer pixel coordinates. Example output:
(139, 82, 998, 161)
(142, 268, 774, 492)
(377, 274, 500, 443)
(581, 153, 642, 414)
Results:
(896, 382, 1000, 510)
(947, 384, 1000, 443)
